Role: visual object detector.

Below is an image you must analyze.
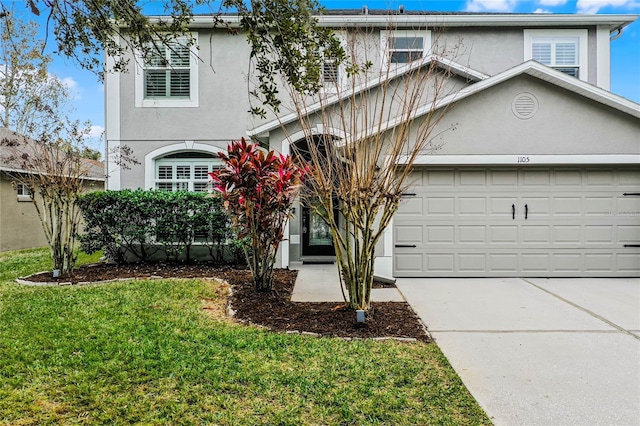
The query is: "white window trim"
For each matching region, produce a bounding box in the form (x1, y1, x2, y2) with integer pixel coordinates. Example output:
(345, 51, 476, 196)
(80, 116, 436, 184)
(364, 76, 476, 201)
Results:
(144, 141, 224, 190)
(524, 29, 588, 82)
(380, 29, 431, 69)
(319, 31, 347, 94)
(16, 183, 32, 202)
(134, 32, 199, 108)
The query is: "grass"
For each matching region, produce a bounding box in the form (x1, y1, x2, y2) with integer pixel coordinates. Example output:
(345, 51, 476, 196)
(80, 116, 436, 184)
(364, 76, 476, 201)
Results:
(0, 248, 491, 425)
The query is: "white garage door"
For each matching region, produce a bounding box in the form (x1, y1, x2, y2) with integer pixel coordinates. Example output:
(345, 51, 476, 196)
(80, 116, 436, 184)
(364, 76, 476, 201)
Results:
(393, 167, 640, 277)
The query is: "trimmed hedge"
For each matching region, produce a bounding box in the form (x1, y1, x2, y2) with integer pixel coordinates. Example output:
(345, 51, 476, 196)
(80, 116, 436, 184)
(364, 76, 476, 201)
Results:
(77, 190, 242, 264)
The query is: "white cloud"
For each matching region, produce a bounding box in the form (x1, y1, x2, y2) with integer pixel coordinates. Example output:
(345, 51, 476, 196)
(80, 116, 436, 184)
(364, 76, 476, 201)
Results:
(85, 125, 104, 138)
(534, 8, 552, 13)
(577, 0, 638, 13)
(61, 76, 78, 91)
(465, 0, 517, 12)
(539, 0, 567, 5)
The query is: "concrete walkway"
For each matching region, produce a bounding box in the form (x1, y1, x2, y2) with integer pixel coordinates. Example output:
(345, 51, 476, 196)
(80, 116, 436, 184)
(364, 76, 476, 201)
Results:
(290, 265, 640, 425)
(290, 262, 404, 302)
(396, 277, 640, 426)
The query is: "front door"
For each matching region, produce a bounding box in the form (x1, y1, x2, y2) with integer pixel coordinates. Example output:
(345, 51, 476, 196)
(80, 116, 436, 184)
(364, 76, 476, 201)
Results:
(301, 205, 336, 257)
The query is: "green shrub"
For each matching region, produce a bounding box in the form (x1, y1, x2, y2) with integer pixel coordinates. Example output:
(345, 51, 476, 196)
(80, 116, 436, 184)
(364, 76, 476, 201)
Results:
(77, 189, 238, 264)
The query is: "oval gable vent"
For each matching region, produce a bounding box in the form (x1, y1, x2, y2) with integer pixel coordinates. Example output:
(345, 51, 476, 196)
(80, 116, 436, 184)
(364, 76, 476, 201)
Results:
(512, 92, 538, 120)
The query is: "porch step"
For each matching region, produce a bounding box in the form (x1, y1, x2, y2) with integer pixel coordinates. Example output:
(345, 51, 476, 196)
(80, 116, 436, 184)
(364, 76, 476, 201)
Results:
(300, 256, 336, 264)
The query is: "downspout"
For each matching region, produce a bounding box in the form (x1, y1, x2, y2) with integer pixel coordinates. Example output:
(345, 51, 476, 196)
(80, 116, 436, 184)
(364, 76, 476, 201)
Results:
(610, 27, 623, 41)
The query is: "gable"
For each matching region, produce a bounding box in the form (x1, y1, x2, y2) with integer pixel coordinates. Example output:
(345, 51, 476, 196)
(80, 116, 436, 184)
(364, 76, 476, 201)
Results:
(425, 74, 640, 158)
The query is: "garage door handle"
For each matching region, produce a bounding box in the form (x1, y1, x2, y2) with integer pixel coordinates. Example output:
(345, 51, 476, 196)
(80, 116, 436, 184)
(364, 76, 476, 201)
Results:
(624, 244, 640, 248)
(525, 204, 528, 220)
(512, 204, 515, 220)
(395, 244, 417, 248)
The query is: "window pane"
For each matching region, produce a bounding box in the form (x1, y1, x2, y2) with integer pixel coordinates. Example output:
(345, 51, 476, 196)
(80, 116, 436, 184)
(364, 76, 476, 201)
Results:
(176, 165, 191, 179)
(169, 43, 190, 67)
(158, 165, 173, 180)
(170, 70, 190, 97)
(388, 36, 423, 50)
(554, 67, 579, 78)
(193, 182, 208, 192)
(555, 42, 577, 65)
(532, 43, 552, 65)
(194, 166, 209, 180)
(145, 70, 168, 97)
(390, 50, 423, 64)
(157, 182, 174, 191)
(323, 62, 338, 83)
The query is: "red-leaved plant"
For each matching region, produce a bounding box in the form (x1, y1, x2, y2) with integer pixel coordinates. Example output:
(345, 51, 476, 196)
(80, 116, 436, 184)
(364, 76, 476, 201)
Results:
(209, 138, 306, 290)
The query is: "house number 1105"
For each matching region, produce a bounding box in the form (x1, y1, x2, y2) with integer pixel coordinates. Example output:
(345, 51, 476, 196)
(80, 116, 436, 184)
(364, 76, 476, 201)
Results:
(517, 156, 530, 164)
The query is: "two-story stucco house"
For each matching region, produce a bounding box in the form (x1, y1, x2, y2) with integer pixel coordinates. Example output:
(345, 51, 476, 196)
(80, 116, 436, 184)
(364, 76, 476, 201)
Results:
(105, 11, 640, 277)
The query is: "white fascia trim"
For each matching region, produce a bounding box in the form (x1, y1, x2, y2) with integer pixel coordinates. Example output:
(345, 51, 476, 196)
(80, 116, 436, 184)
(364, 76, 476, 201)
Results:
(144, 141, 224, 190)
(367, 60, 640, 139)
(170, 14, 637, 31)
(134, 32, 199, 108)
(314, 14, 638, 30)
(596, 26, 611, 90)
(400, 154, 640, 165)
(248, 55, 487, 137)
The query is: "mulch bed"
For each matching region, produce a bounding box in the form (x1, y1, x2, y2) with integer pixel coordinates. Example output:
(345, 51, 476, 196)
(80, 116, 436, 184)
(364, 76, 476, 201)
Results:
(22, 263, 430, 343)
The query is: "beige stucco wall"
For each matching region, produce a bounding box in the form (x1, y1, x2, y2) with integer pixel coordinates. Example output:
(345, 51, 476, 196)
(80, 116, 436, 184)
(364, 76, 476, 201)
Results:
(0, 174, 104, 252)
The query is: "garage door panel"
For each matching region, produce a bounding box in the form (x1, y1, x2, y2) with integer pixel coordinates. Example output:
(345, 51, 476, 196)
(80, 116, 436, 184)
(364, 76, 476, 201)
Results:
(459, 197, 487, 215)
(553, 226, 582, 244)
(586, 169, 615, 186)
(459, 254, 486, 272)
(522, 170, 551, 187)
(554, 197, 582, 215)
(585, 253, 614, 272)
(426, 197, 455, 215)
(585, 197, 615, 216)
(489, 253, 519, 272)
(617, 253, 640, 272)
(426, 226, 454, 243)
(554, 169, 583, 186)
(458, 225, 486, 243)
(426, 254, 454, 272)
(618, 225, 640, 244)
(396, 197, 423, 216)
(395, 225, 424, 244)
(490, 226, 518, 244)
(393, 167, 640, 277)
(522, 225, 551, 243)
(617, 197, 640, 215)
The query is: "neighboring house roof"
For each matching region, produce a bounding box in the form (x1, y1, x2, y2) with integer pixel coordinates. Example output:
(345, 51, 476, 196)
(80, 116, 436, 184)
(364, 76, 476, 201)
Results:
(248, 55, 490, 138)
(0, 127, 105, 181)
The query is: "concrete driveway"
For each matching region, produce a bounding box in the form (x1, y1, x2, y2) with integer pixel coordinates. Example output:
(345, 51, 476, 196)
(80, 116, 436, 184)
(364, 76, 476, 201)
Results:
(395, 277, 640, 426)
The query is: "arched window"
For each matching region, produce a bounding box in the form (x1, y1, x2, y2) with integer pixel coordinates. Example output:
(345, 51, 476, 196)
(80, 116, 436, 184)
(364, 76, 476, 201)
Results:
(154, 152, 221, 192)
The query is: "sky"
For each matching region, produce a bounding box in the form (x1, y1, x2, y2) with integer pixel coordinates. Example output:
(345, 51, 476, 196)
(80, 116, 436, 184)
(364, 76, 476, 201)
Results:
(5, 0, 640, 152)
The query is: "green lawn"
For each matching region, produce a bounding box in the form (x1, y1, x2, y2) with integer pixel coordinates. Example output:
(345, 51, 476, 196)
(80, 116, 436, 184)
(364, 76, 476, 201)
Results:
(0, 248, 490, 425)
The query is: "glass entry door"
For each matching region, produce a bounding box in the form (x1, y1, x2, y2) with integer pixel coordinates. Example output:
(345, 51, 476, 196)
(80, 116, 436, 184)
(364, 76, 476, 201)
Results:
(301, 205, 336, 257)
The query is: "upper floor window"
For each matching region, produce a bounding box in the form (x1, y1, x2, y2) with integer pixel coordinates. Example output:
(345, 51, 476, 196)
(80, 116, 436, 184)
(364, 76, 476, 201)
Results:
(155, 152, 220, 192)
(381, 30, 431, 68)
(135, 33, 199, 108)
(322, 61, 339, 85)
(524, 30, 588, 82)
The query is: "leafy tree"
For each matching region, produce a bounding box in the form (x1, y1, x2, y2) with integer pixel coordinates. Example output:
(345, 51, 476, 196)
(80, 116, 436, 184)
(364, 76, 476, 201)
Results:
(17, 0, 345, 116)
(209, 138, 305, 290)
(0, 9, 74, 138)
(288, 29, 460, 311)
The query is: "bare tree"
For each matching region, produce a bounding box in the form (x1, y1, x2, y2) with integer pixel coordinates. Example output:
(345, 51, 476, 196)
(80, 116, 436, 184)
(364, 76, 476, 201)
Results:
(1, 125, 103, 276)
(285, 27, 462, 311)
